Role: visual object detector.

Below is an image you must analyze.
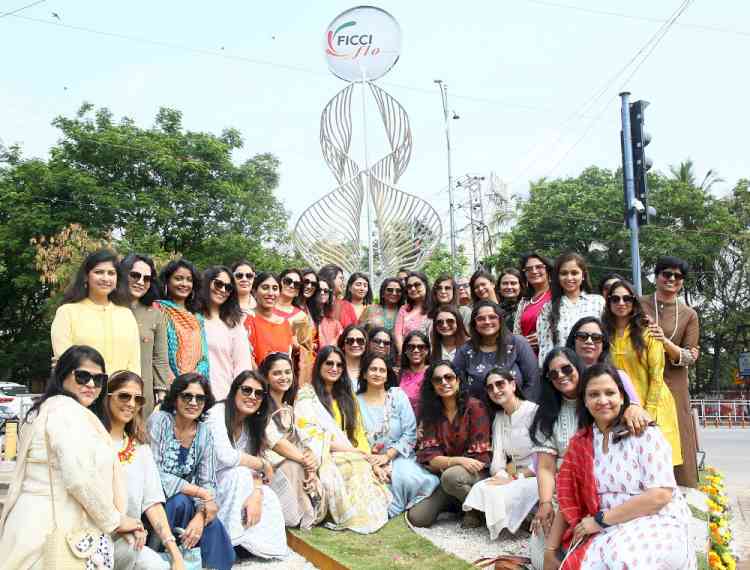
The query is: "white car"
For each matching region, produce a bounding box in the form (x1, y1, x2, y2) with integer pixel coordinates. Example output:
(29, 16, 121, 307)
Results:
(0, 382, 35, 419)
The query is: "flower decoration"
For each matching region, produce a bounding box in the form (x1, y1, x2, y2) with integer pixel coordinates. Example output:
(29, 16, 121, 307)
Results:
(702, 467, 737, 570)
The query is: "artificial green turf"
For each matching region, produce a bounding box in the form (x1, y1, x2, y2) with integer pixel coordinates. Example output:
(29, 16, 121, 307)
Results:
(289, 515, 474, 570)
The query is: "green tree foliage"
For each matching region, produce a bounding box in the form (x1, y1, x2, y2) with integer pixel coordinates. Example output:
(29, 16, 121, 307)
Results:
(0, 104, 294, 381)
(422, 243, 470, 282)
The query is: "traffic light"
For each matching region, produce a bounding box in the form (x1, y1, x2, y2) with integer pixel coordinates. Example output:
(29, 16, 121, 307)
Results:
(629, 100, 652, 225)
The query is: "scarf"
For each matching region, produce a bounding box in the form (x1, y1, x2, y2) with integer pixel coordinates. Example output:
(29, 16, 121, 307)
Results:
(556, 425, 599, 569)
(154, 299, 210, 377)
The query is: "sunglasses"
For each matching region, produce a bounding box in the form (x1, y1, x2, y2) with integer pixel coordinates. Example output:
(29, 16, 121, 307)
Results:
(436, 318, 457, 327)
(110, 392, 146, 407)
(344, 336, 366, 346)
(239, 385, 265, 399)
(406, 282, 423, 290)
(179, 392, 207, 406)
(549, 364, 575, 381)
(486, 378, 511, 392)
(73, 369, 108, 388)
(574, 331, 605, 344)
(302, 278, 318, 288)
(385, 287, 402, 295)
(435, 285, 453, 292)
(323, 359, 343, 369)
(234, 272, 255, 281)
(212, 279, 234, 293)
(318, 288, 331, 295)
(371, 338, 391, 347)
(405, 343, 427, 352)
(431, 372, 457, 385)
(128, 271, 152, 284)
(523, 264, 546, 274)
(456, 283, 470, 289)
(660, 270, 684, 281)
(609, 294, 634, 305)
(282, 276, 302, 289)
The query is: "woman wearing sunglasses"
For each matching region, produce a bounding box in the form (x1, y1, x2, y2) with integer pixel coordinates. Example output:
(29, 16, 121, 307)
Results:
(640, 256, 700, 488)
(274, 268, 316, 377)
(0, 346, 144, 570)
(51, 249, 141, 376)
(407, 360, 491, 529)
(358, 277, 404, 334)
(398, 331, 431, 415)
(206, 371, 288, 561)
(121, 253, 171, 415)
(99, 371, 185, 570)
(512, 252, 553, 355)
(463, 368, 539, 540)
(296, 346, 391, 533)
(427, 274, 472, 331)
(319, 264, 357, 329)
(341, 272, 372, 322)
(454, 300, 540, 402)
(231, 260, 257, 315)
(603, 280, 682, 468)
(367, 326, 399, 365)
(198, 266, 253, 401)
(148, 373, 235, 570)
(313, 276, 343, 348)
(356, 353, 440, 518)
(155, 258, 210, 378)
(429, 305, 469, 363)
(394, 272, 432, 354)
(337, 324, 369, 393)
(244, 272, 293, 366)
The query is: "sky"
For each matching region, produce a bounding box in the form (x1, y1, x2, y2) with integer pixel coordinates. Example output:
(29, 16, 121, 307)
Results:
(1, 0, 748, 237)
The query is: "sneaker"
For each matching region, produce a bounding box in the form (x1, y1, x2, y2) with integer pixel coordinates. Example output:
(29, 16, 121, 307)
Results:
(461, 509, 484, 529)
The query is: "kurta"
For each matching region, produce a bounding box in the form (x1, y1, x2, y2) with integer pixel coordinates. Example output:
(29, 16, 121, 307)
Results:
(203, 317, 253, 401)
(131, 302, 171, 416)
(536, 292, 605, 366)
(580, 426, 694, 569)
(610, 327, 682, 465)
(394, 305, 429, 342)
(0, 396, 125, 570)
(398, 368, 427, 416)
(641, 294, 700, 487)
(357, 388, 439, 517)
(531, 397, 578, 466)
(153, 300, 210, 378)
(463, 400, 540, 539)
(332, 398, 370, 452)
(206, 405, 288, 559)
(513, 291, 552, 338)
(244, 313, 293, 366)
(51, 298, 141, 375)
(358, 305, 399, 333)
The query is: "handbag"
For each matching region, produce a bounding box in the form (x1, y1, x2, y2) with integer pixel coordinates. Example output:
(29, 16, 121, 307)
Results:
(42, 416, 107, 569)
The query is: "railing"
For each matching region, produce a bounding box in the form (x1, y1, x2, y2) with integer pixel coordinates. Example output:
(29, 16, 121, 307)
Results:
(691, 399, 750, 427)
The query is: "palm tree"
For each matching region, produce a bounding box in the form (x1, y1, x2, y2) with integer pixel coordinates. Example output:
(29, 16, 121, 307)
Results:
(669, 159, 724, 191)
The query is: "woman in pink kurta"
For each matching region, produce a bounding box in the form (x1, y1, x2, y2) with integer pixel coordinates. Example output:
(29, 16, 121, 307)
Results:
(395, 272, 431, 355)
(398, 331, 430, 415)
(512, 252, 553, 355)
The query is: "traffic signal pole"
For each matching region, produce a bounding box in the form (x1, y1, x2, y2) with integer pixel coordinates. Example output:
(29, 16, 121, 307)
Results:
(620, 91, 643, 295)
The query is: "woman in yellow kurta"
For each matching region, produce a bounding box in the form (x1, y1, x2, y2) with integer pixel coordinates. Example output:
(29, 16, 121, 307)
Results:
(604, 280, 682, 465)
(51, 249, 141, 375)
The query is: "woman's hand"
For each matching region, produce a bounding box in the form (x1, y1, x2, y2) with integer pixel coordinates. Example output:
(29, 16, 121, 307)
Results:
(526, 333, 539, 350)
(372, 464, 391, 484)
(368, 453, 391, 468)
(543, 549, 561, 570)
(243, 492, 263, 528)
(647, 323, 665, 342)
(180, 513, 205, 549)
(301, 449, 318, 472)
(262, 460, 274, 483)
(132, 528, 147, 551)
(623, 404, 652, 436)
(532, 502, 555, 537)
(203, 499, 218, 524)
(572, 515, 601, 545)
(455, 457, 485, 474)
(116, 515, 144, 535)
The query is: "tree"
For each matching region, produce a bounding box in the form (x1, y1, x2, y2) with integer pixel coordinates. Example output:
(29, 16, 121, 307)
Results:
(422, 243, 469, 282)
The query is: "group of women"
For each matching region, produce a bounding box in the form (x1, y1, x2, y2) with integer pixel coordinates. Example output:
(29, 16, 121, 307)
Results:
(0, 248, 700, 569)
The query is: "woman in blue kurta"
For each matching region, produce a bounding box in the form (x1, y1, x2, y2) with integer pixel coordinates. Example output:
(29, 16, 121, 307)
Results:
(356, 353, 439, 517)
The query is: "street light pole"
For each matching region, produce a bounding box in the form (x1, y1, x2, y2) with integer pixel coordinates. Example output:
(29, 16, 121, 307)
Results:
(435, 79, 456, 276)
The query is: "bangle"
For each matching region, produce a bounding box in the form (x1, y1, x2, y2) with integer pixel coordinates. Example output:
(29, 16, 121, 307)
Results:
(539, 500, 553, 506)
(163, 536, 177, 546)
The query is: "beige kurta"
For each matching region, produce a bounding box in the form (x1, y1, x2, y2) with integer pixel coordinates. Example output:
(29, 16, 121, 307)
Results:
(640, 294, 700, 487)
(131, 302, 171, 416)
(0, 396, 125, 569)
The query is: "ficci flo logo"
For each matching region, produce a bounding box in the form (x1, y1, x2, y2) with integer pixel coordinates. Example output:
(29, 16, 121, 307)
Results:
(326, 20, 381, 59)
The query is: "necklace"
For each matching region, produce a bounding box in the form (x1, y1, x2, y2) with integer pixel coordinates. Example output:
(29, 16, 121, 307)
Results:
(117, 435, 136, 464)
(653, 293, 679, 342)
(529, 289, 548, 305)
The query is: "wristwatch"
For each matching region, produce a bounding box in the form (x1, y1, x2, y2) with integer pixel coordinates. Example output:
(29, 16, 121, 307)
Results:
(594, 510, 610, 528)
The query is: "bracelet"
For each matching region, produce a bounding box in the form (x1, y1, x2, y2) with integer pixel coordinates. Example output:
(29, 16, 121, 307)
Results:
(163, 536, 177, 546)
(539, 500, 553, 506)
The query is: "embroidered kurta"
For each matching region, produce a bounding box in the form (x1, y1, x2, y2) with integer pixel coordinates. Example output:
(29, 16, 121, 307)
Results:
(153, 300, 209, 378)
(536, 292, 605, 365)
(131, 302, 171, 415)
(358, 305, 399, 333)
(513, 290, 552, 338)
(51, 298, 141, 375)
(610, 328, 682, 465)
(394, 305, 429, 344)
(203, 317, 253, 401)
(532, 397, 578, 467)
(357, 388, 439, 517)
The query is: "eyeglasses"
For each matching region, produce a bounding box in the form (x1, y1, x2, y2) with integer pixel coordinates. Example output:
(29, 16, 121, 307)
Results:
(211, 279, 234, 293)
(281, 276, 302, 289)
(523, 264, 546, 274)
(234, 272, 255, 281)
(110, 392, 146, 407)
(73, 369, 108, 388)
(660, 270, 684, 281)
(609, 294, 634, 305)
(436, 318, 457, 327)
(318, 288, 330, 295)
(344, 336, 366, 347)
(549, 364, 575, 381)
(323, 359, 343, 369)
(128, 271, 152, 284)
(302, 278, 318, 288)
(431, 372, 457, 385)
(371, 338, 391, 347)
(456, 283, 470, 290)
(406, 282, 423, 290)
(486, 378, 510, 392)
(574, 331, 605, 344)
(405, 343, 427, 352)
(475, 314, 500, 323)
(385, 287, 402, 295)
(239, 385, 265, 399)
(179, 393, 207, 406)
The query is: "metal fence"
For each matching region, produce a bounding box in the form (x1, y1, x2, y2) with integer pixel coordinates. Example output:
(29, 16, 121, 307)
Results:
(691, 399, 750, 427)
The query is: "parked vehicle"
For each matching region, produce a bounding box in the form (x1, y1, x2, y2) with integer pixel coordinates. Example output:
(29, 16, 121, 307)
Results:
(0, 382, 35, 420)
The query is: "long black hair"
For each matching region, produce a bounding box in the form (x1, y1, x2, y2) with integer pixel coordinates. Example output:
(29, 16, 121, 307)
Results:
(160, 372, 215, 422)
(223, 370, 270, 455)
(529, 347, 584, 446)
(400, 330, 431, 372)
(565, 316, 612, 364)
(27, 345, 108, 420)
(430, 304, 468, 363)
(518, 251, 553, 299)
(337, 324, 368, 357)
(159, 258, 202, 313)
(344, 272, 373, 305)
(120, 253, 161, 306)
(404, 271, 431, 313)
(311, 345, 359, 444)
(98, 370, 148, 444)
(597, 272, 625, 297)
(483, 366, 525, 415)
(417, 360, 466, 428)
(547, 252, 594, 346)
(259, 352, 298, 407)
(601, 279, 648, 359)
(278, 268, 305, 309)
(357, 352, 399, 394)
(63, 249, 128, 306)
(367, 326, 398, 364)
(197, 265, 243, 327)
(428, 273, 458, 315)
(314, 274, 336, 322)
(378, 277, 404, 309)
(576, 362, 631, 430)
(468, 300, 514, 365)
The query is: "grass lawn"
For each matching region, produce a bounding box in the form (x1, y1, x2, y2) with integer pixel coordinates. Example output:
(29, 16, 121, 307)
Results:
(289, 515, 474, 570)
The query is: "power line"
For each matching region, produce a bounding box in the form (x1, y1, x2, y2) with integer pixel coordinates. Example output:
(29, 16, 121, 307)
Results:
(0, 0, 45, 18)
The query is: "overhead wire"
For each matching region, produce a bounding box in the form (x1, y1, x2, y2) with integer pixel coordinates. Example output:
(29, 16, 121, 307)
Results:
(0, 0, 45, 18)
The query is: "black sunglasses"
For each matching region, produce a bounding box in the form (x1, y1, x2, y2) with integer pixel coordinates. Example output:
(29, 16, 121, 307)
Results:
(405, 343, 427, 352)
(234, 272, 255, 281)
(406, 282, 423, 290)
(431, 372, 457, 385)
(179, 392, 207, 405)
(660, 270, 684, 281)
(239, 385, 265, 399)
(344, 336, 366, 346)
(574, 331, 605, 344)
(549, 364, 575, 381)
(110, 392, 146, 407)
(302, 278, 318, 288)
(212, 279, 234, 293)
(128, 271, 152, 284)
(318, 288, 331, 295)
(282, 276, 302, 289)
(371, 338, 391, 347)
(385, 287, 402, 295)
(609, 294, 634, 305)
(73, 369, 108, 388)
(436, 318, 457, 327)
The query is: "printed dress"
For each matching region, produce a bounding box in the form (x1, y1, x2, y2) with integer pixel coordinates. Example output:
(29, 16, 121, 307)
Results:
(581, 426, 694, 569)
(536, 292, 605, 366)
